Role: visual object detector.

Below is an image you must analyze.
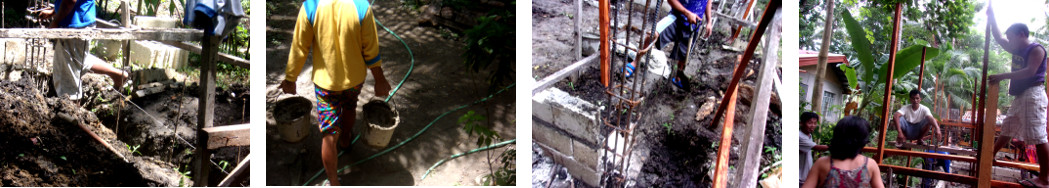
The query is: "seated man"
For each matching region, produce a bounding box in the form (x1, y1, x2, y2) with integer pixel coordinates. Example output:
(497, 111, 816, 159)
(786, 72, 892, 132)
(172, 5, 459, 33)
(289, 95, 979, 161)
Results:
(894, 89, 942, 145)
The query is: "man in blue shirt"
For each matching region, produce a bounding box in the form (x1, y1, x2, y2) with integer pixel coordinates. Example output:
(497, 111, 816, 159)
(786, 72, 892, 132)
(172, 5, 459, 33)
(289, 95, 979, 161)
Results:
(39, 0, 129, 100)
(626, 0, 712, 89)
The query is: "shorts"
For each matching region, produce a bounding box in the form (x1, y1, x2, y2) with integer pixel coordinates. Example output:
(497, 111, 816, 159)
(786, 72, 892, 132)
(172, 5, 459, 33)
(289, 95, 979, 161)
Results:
(315, 85, 362, 135)
(655, 13, 702, 62)
(1002, 85, 1049, 145)
(899, 117, 930, 140)
(52, 38, 93, 100)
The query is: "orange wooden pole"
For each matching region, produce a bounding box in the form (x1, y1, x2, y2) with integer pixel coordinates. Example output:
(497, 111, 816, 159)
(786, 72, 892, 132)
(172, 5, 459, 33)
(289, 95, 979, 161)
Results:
(599, 0, 610, 87)
(875, 2, 903, 163)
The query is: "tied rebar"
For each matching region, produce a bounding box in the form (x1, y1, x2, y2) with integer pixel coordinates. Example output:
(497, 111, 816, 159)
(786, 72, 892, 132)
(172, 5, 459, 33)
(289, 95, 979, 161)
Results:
(598, 0, 662, 186)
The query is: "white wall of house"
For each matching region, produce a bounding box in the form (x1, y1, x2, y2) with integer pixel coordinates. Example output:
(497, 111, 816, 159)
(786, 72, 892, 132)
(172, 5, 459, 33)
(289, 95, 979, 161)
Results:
(800, 65, 846, 123)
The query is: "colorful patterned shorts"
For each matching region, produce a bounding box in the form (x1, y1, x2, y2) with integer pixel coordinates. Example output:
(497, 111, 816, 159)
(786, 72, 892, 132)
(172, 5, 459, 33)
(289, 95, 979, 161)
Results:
(316, 85, 362, 135)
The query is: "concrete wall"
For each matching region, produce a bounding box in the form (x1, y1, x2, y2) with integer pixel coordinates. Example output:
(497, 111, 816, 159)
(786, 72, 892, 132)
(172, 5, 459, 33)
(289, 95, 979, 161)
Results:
(533, 87, 604, 187)
(94, 16, 190, 69)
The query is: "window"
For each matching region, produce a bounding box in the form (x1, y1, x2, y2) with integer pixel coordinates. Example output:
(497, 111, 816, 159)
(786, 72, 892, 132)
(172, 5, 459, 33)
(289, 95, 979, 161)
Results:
(822, 91, 836, 117)
(801, 83, 809, 100)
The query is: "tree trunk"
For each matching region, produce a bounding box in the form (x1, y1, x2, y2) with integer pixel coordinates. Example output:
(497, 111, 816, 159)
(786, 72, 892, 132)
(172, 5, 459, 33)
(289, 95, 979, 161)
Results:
(811, 0, 835, 115)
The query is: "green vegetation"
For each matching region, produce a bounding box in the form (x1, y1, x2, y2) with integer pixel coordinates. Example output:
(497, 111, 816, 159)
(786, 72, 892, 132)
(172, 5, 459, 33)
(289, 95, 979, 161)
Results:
(459, 110, 515, 186)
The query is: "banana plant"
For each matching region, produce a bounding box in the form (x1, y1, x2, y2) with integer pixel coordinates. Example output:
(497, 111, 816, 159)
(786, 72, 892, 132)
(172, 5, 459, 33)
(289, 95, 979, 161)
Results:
(840, 9, 942, 118)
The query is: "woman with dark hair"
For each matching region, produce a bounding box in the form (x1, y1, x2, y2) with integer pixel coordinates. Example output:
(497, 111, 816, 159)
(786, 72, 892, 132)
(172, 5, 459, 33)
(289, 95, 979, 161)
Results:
(802, 116, 885, 188)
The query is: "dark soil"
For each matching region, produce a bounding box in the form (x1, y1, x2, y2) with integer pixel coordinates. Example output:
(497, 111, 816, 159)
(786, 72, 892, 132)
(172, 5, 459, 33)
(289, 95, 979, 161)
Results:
(363, 100, 397, 127)
(533, 0, 781, 186)
(274, 96, 312, 123)
(0, 72, 161, 186)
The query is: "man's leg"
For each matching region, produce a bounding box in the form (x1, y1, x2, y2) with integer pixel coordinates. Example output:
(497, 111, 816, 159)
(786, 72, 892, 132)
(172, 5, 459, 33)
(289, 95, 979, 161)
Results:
(993, 135, 1012, 156)
(338, 87, 361, 148)
(321, 132, 341, 186)
(1032, 143, 1049, 186)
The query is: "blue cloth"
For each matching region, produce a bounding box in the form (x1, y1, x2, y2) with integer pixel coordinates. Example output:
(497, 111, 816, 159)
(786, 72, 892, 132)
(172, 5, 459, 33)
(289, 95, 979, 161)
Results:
(921, 150, 951, 188)
(674, 0, 708, 28)
(184, 0, 246, 36)
(54, 0, 96, 28)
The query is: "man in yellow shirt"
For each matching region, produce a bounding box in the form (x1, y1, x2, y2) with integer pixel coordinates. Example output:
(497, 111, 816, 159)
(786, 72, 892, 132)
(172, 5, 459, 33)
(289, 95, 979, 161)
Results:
(279, 0, 391, 185)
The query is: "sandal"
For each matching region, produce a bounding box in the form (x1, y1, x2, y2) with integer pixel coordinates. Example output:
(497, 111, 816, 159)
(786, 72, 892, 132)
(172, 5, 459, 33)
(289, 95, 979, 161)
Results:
(623, 63, 636, 78)
(1020, 178, 1039, 188)
(671, 76, 685, 89)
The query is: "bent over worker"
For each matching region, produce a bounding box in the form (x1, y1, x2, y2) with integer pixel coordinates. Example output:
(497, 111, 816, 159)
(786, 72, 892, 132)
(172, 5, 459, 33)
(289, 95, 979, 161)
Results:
(40, 0, 129, 100)
(279, 0, 392, 185)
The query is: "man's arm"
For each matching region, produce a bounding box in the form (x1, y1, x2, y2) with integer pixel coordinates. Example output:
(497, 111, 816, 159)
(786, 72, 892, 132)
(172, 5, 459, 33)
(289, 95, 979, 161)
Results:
(927, 114, 942, 142)
(991, 47, 1046, 82)
(359, 5, 390, 97)
(280, 6, 317, 94)
(894, 111, 907, 140)
(667, 0, 698, 24)
(987, 1, 1009, 48)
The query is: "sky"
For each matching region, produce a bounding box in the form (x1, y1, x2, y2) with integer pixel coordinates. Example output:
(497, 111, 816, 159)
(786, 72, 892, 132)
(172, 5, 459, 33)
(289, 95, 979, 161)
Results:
(976, 0, 1047, 34)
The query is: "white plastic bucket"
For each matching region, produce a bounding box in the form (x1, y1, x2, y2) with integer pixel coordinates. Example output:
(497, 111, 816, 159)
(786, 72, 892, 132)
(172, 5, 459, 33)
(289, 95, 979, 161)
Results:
(363, 100, 399, 148)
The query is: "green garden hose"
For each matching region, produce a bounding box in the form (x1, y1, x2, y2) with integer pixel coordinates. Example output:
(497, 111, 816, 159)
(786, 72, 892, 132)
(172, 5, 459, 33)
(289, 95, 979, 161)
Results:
(420, 139, 516, 180)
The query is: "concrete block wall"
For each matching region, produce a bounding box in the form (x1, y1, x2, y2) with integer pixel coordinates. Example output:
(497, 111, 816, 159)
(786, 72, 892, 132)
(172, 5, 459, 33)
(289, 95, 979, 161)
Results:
(94, 16, 190, 69)
(533, 87, 604, 186)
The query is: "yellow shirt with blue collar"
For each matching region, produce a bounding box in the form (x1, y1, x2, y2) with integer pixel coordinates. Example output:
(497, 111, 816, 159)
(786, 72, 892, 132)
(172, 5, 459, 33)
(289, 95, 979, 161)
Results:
(285, 0, 382, 91)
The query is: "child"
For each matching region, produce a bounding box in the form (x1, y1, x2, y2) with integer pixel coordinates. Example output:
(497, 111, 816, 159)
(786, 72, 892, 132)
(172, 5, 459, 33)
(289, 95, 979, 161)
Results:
(800, 111, 828, 186)
(802, 116, 885, 188)
(280, 0, 392, 185)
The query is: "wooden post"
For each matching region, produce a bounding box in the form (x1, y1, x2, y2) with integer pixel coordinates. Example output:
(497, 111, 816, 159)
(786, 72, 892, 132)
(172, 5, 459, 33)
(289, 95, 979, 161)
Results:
(712, 1, 779, 187)
(918, 47, 927, 88)
(875, 3, 903, 163)
(194, 35, 220, 187)
(975, 23, 995, 188)
(599, 0, 610, 87)
(733, 9, 780, 188)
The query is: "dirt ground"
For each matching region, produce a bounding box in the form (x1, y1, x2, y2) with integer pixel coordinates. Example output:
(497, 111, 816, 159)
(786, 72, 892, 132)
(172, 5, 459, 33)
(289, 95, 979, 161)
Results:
(264, 0, 517, 186)
(531, 0, 781, 187)
(0, 71, 180, 186)
(0, 55, 250, 186)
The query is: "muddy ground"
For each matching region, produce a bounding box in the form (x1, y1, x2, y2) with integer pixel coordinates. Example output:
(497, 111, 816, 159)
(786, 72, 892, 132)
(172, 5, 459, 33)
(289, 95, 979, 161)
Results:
(0, 72, 173, 186)
(532, 0, 781, 187)
(265, 0, 516, 186)
(0, 70, 250, 186)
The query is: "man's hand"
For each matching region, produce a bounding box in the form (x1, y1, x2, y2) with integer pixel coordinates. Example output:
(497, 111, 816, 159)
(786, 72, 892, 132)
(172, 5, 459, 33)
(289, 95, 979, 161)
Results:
(686, 12, 699, 25)
(897, 133, 907, 143)
(989, 74, 1005, 82)
(38, 9, 54, 19)
(703, 22, 714, 38)
(374, 79, 391, 98)
(279, 80, 297, 95)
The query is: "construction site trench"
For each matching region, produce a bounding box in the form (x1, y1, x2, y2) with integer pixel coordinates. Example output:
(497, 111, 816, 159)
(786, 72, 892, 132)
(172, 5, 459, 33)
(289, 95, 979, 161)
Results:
(0, 47, 249, 186)
(532, 0, 781, 187)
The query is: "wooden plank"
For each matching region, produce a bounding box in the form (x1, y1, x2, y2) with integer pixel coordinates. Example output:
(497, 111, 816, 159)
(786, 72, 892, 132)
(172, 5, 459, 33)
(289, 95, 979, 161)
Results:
(533, 54, 598, 95)
(713, 2, 779, 187)
(861, 147, 1039, 171)
(160, 41, 250, 68)
(203, 124, 250, 149)
(96, 19, 249, 68)
(712, 83, 738, 188)
(217, 154, 251, 187)
(977, 82, 999, 188)
(881, 164, 1023, 187)
(194, 35, 220, 187)
(0, 28, 202, 41)
(733, 8, 780, 188)
(897, 142, 978, 156)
